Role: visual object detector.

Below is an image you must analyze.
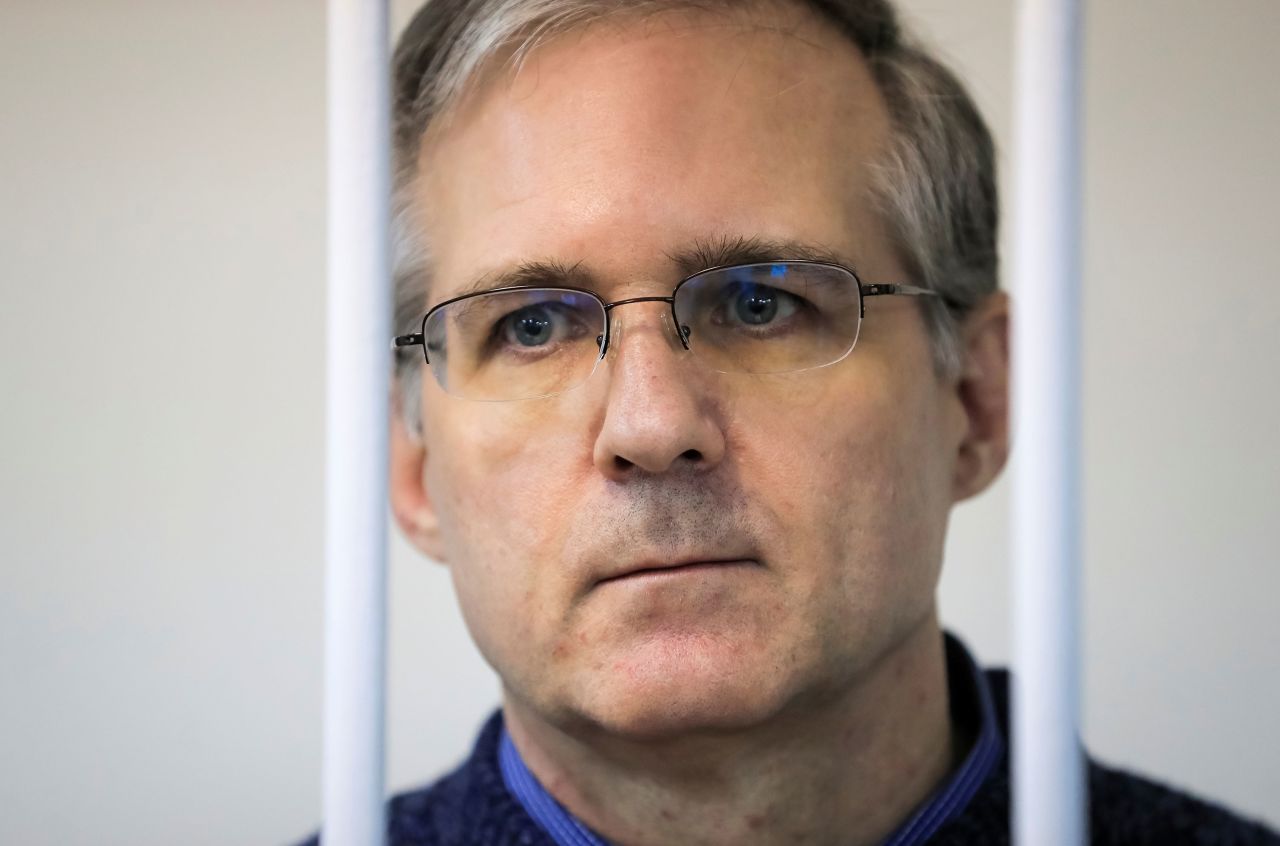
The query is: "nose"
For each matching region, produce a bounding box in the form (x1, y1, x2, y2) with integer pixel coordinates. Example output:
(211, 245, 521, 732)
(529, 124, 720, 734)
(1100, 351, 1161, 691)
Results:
(591, 305, 727, 480)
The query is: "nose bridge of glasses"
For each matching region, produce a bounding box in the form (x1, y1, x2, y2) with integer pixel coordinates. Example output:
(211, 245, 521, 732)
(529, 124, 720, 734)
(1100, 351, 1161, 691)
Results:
(601, 295, 689, 356)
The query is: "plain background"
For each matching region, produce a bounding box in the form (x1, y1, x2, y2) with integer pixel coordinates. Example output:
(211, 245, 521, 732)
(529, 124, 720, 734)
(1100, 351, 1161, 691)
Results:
(2, 1, 1277, 843)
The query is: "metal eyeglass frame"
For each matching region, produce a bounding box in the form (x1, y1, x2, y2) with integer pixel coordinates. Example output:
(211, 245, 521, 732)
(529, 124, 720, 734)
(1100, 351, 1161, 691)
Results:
(392, 260, 940, 369)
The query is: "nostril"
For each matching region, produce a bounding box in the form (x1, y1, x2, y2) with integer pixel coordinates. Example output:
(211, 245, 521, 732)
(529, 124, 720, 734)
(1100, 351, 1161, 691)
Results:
(681, 449, 703, 462)
(613, 455, 634, 472)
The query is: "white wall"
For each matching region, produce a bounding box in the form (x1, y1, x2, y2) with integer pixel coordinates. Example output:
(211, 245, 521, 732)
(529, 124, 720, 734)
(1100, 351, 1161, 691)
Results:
(0, 2, 1274, 843)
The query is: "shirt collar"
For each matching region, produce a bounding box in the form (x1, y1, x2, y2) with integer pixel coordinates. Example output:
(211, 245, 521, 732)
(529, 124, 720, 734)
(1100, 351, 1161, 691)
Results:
(499, 726, 608, 846)
(498, 631, 1002, 846)
(881, 632, 1004, 845)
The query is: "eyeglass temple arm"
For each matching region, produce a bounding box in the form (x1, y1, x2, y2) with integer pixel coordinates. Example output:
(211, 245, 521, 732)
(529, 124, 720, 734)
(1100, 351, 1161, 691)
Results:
(861, 283, 937, 298)
(392, 333, 424, 351)
(860, 282, 964, 318)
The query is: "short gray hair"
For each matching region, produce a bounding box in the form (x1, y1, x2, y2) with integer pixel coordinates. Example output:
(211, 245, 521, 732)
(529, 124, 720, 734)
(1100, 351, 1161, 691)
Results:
(390, 0, 998, 432)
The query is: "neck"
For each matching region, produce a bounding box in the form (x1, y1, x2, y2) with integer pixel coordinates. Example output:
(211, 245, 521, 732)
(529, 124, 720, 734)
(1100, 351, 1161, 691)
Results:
(502, 616, 960, 846)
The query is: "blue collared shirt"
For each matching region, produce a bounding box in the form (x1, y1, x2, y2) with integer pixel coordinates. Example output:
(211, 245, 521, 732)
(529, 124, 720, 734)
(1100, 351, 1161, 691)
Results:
(498, 633, 1002, 846)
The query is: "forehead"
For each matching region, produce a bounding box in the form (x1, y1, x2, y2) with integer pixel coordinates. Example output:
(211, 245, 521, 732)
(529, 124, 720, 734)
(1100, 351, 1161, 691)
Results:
(416, 4, 894, 298)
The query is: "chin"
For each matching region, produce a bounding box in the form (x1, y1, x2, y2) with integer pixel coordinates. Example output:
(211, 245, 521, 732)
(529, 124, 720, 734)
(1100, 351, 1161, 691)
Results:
(570, 636, 796, 740)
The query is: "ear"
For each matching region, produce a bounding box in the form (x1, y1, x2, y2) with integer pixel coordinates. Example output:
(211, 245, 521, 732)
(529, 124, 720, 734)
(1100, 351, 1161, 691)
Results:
(389, 401, 447, 563)
(949, 291, 1010, 503)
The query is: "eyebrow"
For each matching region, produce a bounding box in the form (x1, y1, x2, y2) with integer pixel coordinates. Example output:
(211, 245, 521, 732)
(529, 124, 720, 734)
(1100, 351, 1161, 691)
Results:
(666, 235, 854, 278)
(435, 259, 589, 307)
(438, 235, 856, 305)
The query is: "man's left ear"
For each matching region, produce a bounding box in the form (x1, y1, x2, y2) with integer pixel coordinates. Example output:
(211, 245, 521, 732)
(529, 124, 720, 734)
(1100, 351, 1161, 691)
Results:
(949, 291, 1010, 503)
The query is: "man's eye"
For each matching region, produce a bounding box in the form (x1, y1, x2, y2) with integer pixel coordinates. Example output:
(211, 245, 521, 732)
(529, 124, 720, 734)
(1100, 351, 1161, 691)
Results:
(497, 304, 580, 350)
(722, 284, 800, 328)
(506, 307, 555, 346)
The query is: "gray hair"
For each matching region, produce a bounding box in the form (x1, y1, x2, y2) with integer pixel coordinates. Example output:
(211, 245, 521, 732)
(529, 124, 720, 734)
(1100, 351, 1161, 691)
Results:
(390, 0, 998, 432)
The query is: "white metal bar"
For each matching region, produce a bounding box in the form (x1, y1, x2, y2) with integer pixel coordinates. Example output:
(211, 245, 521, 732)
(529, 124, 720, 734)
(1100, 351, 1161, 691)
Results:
(1011, 0, 1085, 844)
(323, 1, 391, 844)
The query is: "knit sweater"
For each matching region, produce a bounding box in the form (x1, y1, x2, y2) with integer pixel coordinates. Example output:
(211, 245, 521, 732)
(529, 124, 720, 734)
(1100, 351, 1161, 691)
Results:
(303, 671, 1279, 845)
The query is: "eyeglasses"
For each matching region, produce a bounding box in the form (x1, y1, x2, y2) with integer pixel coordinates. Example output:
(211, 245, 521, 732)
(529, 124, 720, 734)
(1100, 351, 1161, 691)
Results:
(393, 260, 937, 402)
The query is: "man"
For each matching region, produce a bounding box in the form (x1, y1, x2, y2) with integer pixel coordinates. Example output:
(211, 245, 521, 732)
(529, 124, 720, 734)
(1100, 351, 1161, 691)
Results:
(312, 0, 1279, 843)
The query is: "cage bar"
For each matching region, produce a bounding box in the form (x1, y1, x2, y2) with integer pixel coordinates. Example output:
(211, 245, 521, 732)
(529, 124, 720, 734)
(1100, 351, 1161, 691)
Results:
(1010, 0, 1086, 844)
(322, 1, 391, 844)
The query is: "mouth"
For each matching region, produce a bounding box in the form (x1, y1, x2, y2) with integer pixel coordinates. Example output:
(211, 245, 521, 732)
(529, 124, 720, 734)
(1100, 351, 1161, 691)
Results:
(596, 558, 759, 586)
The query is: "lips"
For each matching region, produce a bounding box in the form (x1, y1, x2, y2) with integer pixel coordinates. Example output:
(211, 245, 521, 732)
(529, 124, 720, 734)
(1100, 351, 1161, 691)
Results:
(596, 558, 757, 585)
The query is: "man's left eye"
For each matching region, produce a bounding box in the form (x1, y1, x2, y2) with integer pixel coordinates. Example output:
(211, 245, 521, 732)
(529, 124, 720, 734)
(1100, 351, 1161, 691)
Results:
(507, 307, 557, 346)
(726, 285, 800, 327)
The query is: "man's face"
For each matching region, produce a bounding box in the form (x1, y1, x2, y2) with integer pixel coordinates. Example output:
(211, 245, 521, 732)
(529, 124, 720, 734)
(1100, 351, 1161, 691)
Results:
(396, 6, 978, 738)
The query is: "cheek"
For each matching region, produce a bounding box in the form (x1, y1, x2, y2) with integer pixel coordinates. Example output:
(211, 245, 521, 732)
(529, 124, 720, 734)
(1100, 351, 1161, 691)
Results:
(729, 363, 947, 616)
(427, 401, 582, 548)
(422, 399, 592, 651)
(729, 367, 912, 520)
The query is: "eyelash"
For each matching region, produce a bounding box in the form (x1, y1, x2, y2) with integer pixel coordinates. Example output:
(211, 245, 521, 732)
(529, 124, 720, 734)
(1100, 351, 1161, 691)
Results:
(486, 305, 589, 356)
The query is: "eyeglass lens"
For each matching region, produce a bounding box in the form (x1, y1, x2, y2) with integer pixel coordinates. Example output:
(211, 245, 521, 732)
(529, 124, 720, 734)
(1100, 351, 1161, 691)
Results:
(676, 262, 862, 376)
(423, 288, 606, 401)
(421, 262, 863, 401)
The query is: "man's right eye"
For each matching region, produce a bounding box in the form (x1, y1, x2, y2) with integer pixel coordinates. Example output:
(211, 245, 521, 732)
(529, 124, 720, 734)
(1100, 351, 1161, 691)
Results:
(493, 304, 582, 354)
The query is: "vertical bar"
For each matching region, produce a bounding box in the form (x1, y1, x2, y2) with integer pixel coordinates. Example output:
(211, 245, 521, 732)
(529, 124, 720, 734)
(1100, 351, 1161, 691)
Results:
(323, 1, 390, 844)
(1011, 0, 1085, 844)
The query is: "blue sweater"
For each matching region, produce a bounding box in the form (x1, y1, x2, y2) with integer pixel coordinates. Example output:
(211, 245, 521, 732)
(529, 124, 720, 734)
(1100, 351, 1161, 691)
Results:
(302, 671, 1279, 844)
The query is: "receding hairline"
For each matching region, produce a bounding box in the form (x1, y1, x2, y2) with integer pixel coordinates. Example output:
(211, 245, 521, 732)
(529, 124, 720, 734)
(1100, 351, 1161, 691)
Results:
(413, 0, 883, 151)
